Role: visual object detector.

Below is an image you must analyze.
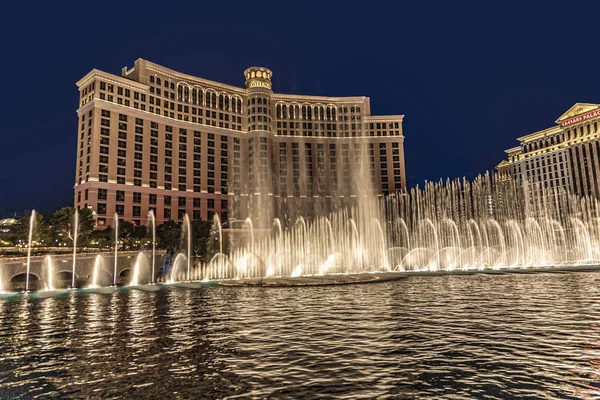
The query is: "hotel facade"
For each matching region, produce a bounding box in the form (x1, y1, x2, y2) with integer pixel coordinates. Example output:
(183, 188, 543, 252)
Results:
(497, 103, 600, 198)
(75, 59, 406, 227)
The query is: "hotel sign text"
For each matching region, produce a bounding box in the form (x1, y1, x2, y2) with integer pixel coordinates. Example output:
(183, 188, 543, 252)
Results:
(249, 80, 271, 89)
(560, 109, 600, 127)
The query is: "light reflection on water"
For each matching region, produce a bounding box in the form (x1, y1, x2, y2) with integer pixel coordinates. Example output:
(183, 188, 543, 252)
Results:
(1, 273, 600, 398)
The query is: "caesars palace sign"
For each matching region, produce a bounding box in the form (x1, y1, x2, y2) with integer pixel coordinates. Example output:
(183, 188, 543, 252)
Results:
(560, 108, 600, 127)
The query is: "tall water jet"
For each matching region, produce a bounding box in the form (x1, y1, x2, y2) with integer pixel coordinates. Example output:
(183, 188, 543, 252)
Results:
(245, 217, 255, 251)
(25, 210, 36, 292)
(148, 211, 156, 283)
(169, 253, 188, 283)
(130, 252, 149, 286)
(89, 255, 103, 288)
(213, 214, 223, 254)
(183, 214, 192, 281)
(113, 213, 119, 286)
(71, 209, 79, 288)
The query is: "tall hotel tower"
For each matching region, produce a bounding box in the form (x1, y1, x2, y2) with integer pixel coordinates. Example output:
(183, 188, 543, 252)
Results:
(75, 59, 406, 227)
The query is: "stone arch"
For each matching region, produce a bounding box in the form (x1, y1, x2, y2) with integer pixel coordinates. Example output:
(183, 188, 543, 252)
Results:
(86, 269, 112, 279)
(9, 272, 41, 291)
(10, 271, 41, 282)
(56, 270, 77, 281)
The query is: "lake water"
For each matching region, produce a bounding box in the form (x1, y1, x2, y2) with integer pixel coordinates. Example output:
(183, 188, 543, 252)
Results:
(1, 272, 600, 399)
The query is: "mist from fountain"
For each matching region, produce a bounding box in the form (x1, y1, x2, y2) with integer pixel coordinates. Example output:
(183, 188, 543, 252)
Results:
(89, 255, 110, 288)
(11, 171, 600, 294)
(130, 252, 149, 286)
(194, 174, 600, 281)
(43, 255, 54, 291)
(169, 254, 187, 283)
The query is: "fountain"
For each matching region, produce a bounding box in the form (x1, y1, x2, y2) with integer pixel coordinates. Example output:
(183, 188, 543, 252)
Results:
(43, 255, 54, 291)
(7, 172, 600, 294)
(130, 252, 148, 286)
(25, 210, 35, 292)
(170, 253, 187, 283)
(214, 214, 223, 254)
(183, 214, 191, 281)
(113, 213, 118, 286)
(128, 252, 160, 292)
(148, 211, 156, 283)
(87, 255, 118, 294)
(71, 209, 79, 288)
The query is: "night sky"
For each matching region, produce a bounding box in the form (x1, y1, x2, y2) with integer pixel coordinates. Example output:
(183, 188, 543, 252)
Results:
(2, 2, 600, 217)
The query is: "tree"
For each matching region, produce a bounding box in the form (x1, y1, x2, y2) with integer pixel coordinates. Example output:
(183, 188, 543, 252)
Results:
(9, 212, 51, 247)
(119, 223, 148, 250)
(49, 207, 95, 247)
(191, 219, 217, 263)
(156, 221, 181, 252)
(87, 227, 113, 249)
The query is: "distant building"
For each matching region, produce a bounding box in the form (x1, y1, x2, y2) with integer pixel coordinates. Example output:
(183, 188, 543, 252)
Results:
(75, 59, 406, 227)
(0, 218, 18, 233)
(497, 103, 600, 197)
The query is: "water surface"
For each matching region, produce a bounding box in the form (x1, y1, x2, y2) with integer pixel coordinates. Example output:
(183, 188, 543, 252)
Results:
(1, 272, 600, 399)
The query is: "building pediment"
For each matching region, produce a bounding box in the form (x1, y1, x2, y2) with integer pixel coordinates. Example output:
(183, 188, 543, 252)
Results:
(556, 103, 600, 123)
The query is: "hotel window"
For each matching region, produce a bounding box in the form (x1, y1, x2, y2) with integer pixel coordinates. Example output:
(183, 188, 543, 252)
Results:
(133, 206, 141, 217)
(116, 204, 124, 216)
(97, 203, 106, 215)
(98, 189, 107, 200)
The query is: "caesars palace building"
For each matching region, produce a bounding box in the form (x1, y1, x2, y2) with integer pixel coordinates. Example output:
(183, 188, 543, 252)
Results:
(498, 103, 600, 198)
(75, 59, 406, 227)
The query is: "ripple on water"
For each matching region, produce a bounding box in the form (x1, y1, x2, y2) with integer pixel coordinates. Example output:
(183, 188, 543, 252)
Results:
(0, 273, 600, 398)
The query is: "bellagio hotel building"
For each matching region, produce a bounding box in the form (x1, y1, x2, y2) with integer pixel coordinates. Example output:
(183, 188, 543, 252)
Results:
(497, 103, 600, 198)
(75, 59, 406, 227)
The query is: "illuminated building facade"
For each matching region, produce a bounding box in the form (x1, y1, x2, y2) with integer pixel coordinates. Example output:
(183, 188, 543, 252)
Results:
(75, 59, 406, 227)
(497, 103, 600, 197)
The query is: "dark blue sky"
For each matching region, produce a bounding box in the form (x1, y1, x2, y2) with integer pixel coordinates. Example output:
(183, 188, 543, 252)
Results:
(2, 1, 599, 216)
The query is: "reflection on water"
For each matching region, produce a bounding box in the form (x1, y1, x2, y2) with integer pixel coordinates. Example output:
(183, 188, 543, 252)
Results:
(1, 273, 600, 398)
